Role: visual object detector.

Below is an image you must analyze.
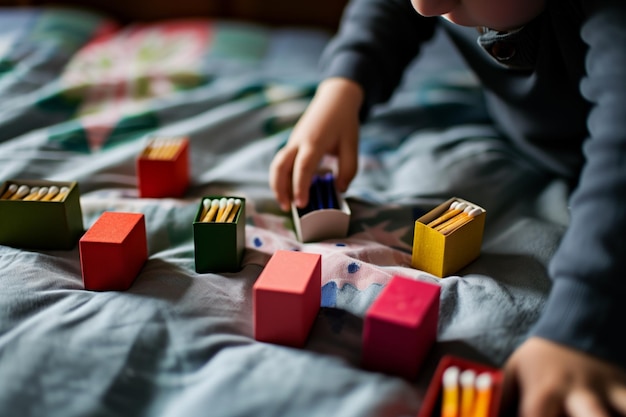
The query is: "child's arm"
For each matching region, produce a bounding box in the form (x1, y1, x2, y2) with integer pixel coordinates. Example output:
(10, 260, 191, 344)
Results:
(270, 77, 363, 211)
(270, 0, 436, 211)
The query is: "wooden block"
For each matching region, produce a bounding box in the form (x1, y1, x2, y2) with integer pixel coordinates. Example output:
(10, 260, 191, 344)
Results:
(136, 136, 190, 198)
(253, 250, 321, 348)
(79, 211, 148, 291)
(362, 275, 440, 379)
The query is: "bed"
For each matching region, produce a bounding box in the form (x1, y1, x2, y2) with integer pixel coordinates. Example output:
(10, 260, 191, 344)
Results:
(0, 2, 569, 416)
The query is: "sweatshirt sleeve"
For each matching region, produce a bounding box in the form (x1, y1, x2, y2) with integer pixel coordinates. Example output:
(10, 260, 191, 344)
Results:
(531, 0, 626, 370)
(319, 0, 437, 119)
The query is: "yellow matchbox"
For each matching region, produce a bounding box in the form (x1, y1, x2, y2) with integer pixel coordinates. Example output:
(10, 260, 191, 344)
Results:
(411, 197, 486, 278)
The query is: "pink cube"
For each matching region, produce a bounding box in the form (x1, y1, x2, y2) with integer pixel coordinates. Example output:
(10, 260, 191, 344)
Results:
(362, 275, 440, 378)
(253, 250, 321, 347)
(79, 212, 148, 291)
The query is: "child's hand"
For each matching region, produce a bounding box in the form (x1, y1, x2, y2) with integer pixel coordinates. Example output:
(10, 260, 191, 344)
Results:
(503, 337, 626, 416)
(269, 77, 363, 211)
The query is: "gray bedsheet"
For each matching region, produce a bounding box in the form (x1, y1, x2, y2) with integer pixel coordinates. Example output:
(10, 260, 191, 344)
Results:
(0, 8, 568, 417)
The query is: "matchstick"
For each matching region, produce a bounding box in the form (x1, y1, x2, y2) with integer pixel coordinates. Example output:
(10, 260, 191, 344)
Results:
(439, 207, 483, 235)
(163, 138, 183, 159)
(460, 369, 477, 417)
(22, 186, 41, 201)
(433, 205, 473, 231)
(1, 184, 18, 200)
(51, 186, 70, 202)
(471, 373, 493, 417)
(441, 366, 460, 417)
(28, 186, 49, 201)
(9, 185, 30, 200)
(225, 199, 242, 223)
(218, 198, 235, 222)
(40, 186, 60, 202)
(199, 198, 212, 220)
(214, 198, 227, 222)
(201, 199, 219, 222)
(427, 201, 467, 228)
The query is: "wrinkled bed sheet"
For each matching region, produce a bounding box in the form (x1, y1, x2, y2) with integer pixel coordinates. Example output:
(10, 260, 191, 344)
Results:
(0, 8, 569, 417)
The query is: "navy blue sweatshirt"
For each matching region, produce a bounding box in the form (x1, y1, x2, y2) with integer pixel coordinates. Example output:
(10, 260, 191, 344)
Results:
(321, 0, 626, 369)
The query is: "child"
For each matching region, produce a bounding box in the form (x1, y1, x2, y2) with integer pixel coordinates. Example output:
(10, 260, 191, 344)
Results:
(269, 0, 626, 415)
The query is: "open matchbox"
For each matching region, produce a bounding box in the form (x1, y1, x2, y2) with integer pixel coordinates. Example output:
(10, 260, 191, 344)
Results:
(411, 197, 486, 278)
(136, 136, 190, 198)
(291, 197, 351, 243)
(417, 355, 503, 417)
(0, 179, 84, 250)
(193, 196, 246, 273)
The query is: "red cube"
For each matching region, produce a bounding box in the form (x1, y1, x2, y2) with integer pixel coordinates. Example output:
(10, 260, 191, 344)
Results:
(362, 275, 440, 378)
(253, 250, 321, 347)
(79, 211, 148, 291)
(136, 136, 190, 198)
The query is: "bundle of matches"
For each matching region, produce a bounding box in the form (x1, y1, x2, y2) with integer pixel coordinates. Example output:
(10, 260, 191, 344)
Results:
(144, 137, 186, 160)
(0, 184, 69, 202)
(297, 172, 340, 217)
(441, 366, 493, 417)
(427, 201, 483, 236)
(200, 197, 242, 223)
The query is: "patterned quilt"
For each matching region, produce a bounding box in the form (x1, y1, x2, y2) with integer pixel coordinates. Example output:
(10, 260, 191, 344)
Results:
(0, 7, 569, 417)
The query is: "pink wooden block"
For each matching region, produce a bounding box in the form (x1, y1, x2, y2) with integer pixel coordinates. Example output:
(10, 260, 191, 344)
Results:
(79, 211, 148, 291)
(253, 250, 321, 347)
(362, 275, 440, 378)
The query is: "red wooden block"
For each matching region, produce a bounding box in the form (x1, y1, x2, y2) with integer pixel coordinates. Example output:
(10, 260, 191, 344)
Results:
(253, 250, 321, 348)
(417, 355, 503, 417)
(79, 211, 148, 291)
(362, 275, 440, 379)
(136, 137, 190, 198)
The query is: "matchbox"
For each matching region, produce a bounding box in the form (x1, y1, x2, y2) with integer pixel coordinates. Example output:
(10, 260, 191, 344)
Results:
(79, 211, 148, 291)
(411, 197, 486, 278)
(291, 172, 351, 242)
(417, 355, 503, 417)
(253, 250, 321, 348)
(136, 136, 190, 198)
(362, 275, 440, 379)
(193, 196, 246, 273)
(0, 179, 84, 250)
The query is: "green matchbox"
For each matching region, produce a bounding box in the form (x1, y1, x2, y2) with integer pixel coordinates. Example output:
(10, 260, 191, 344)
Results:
(193, 196, 246, 273)
(0, 180, 84, 250)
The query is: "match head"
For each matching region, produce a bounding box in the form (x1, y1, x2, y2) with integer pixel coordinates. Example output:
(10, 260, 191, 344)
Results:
(455, 202, 468, 211)
(14, 185, 30, 199)
(475, 372, 493, 390)
(460, 369, 477, 387)
(443, 366, 460, 387)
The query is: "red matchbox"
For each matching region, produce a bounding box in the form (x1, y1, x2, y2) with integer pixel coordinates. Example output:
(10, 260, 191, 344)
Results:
(136, 136, 190, 198)
(253, 250, 322, 348)
(362, 275, 440, 379)
(417, 355, 503, 417)
(79, 211, 148, 291)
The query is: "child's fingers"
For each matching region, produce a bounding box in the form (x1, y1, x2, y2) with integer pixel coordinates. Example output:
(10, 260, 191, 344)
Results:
(609, 384, 626, 415)
(269, 146, 297, 211)
(292, 144, 323, 209)
(564, 389, 611, 417)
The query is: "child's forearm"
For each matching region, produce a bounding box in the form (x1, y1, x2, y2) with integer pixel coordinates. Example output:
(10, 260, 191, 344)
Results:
(315, 77, 365, 116)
